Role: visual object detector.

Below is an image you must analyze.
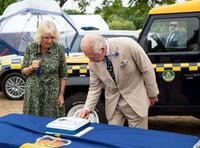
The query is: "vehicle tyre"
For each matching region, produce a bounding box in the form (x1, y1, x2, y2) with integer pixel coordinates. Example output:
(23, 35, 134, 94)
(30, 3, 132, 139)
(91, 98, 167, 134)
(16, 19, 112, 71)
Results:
(1, 72, 25, 100)
(65, 92, 107, 123)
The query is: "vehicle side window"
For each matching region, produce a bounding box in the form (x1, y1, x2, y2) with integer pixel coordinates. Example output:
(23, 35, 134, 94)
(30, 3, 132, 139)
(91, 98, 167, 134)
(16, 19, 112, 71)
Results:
(147, 17, 200, 52)
(71, 36, 82, 52)
(0, 45, 10, 56)
(186, 18, 199, 51)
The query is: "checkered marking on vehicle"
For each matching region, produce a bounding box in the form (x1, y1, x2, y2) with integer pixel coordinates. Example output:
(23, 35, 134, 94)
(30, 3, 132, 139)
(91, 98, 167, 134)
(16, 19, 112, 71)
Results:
(67, 64, 89, 76)
(0, 58, 199, 75)
(0, 58, 23, 70)
(152, 63, 200, 72)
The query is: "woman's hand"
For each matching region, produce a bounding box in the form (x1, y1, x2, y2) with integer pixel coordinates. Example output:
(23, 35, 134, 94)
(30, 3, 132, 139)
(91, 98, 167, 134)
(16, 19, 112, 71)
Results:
(31, 60, 41, 69)
(58, 94, 64, 108)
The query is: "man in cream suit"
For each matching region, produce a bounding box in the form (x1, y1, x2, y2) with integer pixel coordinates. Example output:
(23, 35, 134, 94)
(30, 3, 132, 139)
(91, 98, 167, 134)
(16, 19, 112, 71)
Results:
(79, 33, 159, 129)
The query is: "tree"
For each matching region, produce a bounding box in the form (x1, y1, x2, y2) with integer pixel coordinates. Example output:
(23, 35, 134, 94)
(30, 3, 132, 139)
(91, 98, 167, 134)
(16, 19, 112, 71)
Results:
(58, 0, 93, 12)
(94, 0, 177, 30)
(0, 0, 16, 15)
(58, 0, 67, 7)
(107, 14, 136, 30)
(62, 0, 178, 30)
(64, 9, 84, 15)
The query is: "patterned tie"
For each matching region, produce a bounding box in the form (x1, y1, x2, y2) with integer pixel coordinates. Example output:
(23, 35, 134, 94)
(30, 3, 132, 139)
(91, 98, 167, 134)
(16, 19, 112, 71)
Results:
(105, 56, 116, 82)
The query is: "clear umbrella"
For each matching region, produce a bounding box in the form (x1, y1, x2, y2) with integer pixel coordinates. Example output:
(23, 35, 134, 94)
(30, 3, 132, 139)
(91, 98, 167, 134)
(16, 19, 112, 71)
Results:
(0, 0, 78, 56)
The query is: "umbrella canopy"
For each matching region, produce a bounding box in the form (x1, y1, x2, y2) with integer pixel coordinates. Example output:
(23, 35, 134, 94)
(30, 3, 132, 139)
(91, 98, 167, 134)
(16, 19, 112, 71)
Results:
(0, 0, 78, 56)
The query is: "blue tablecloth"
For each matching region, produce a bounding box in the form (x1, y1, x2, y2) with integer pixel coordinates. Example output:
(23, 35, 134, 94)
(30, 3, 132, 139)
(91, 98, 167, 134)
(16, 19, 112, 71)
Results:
(0, 114, 199, 148)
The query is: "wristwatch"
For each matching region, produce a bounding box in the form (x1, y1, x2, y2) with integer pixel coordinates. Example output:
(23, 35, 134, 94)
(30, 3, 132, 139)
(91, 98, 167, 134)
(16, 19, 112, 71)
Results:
(60, 90, 64, 95)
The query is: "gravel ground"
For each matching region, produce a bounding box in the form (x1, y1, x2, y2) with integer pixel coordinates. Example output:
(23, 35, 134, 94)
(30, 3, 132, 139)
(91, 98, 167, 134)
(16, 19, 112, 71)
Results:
(0, 92, 200, 137)
(0, 92, 23, 116)
(149, 115, 200, 136)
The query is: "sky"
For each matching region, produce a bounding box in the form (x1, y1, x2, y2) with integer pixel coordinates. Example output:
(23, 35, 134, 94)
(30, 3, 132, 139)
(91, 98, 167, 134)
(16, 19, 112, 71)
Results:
(62, 0, 186, 13)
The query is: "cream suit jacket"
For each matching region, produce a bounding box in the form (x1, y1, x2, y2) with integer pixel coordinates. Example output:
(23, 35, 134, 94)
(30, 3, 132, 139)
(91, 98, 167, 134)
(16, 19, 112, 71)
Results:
(84, 37, 159, 120)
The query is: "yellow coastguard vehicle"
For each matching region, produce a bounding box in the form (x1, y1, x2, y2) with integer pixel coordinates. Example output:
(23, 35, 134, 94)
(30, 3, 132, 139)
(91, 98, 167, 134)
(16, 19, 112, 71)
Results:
(138, 0, 200, 117)
(66, 0, 200, 122)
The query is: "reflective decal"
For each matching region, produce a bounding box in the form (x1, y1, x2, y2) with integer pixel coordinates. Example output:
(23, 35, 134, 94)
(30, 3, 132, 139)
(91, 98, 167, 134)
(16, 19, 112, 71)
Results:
(162, 70, 175, 82)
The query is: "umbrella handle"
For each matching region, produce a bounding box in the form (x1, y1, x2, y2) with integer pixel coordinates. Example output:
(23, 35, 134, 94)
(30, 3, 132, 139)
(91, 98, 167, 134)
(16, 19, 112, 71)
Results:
(34, 68, 42, 76)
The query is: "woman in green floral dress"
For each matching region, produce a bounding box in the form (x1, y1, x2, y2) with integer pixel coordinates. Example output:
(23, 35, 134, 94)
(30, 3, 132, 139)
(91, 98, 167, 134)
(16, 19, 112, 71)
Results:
(21, 20, 67, 118)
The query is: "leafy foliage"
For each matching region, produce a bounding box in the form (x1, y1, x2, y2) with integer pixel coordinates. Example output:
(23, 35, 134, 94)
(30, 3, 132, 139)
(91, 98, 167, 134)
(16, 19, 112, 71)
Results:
(107, 15, 136, 30)
(0, 0, 15, 14)
(64, 9, 84, 15)
(94, 0, 176, 30)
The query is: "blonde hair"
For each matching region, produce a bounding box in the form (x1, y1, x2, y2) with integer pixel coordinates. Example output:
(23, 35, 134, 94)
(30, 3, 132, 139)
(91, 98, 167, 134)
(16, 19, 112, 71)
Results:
(34, 20, 60, 44)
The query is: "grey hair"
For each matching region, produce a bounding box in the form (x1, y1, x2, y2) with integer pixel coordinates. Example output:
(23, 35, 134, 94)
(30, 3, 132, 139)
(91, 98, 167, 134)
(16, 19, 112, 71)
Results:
(93, 34, 106, 54)
(34, 20, 60, 44)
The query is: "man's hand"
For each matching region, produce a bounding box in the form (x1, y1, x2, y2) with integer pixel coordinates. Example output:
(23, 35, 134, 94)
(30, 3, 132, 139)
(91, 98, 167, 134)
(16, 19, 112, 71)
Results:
(150, 96, 159, 106)
(79, 109, 90, 119)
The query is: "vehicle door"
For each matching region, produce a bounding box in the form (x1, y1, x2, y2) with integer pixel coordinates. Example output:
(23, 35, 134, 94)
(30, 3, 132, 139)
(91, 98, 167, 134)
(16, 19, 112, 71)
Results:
(138, 14, 200, 114)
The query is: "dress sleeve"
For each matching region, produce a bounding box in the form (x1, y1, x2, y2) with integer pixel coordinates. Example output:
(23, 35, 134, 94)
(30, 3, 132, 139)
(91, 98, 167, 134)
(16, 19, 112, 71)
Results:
(58, 44, 68, 80)
(21, 43, 32, 76)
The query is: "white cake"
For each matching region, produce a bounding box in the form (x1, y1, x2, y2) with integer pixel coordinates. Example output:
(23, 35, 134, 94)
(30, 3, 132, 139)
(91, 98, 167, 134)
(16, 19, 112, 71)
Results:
(46, 116, 90, 136)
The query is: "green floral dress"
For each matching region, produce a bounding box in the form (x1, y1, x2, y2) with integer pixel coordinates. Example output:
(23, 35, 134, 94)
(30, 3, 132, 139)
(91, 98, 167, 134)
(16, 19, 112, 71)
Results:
(22, 42, 67, 118)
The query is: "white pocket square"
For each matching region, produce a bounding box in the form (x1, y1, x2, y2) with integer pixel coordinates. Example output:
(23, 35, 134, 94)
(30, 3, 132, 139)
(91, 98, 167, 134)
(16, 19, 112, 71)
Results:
(120, 59, 128, 68)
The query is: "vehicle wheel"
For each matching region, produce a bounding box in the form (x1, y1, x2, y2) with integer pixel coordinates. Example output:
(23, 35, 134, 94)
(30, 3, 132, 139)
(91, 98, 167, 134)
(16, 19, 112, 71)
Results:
(1, 72, 25, 100)
(65, 92, 107, 124)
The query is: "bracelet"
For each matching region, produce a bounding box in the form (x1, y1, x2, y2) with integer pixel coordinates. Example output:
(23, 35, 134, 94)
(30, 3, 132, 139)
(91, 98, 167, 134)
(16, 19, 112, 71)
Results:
(60, 90, 64, 94)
